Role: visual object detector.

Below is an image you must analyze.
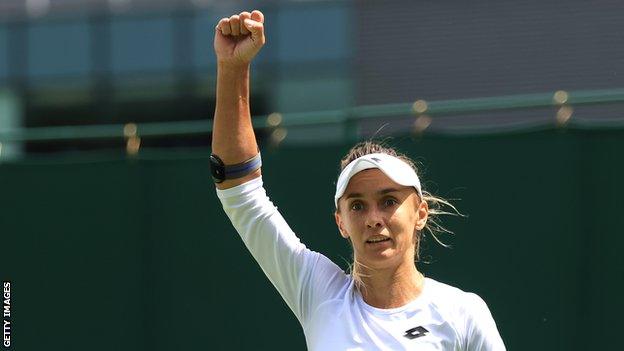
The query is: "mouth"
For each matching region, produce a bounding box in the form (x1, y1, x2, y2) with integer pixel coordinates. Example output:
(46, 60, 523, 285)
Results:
(366, 236, 392, 244)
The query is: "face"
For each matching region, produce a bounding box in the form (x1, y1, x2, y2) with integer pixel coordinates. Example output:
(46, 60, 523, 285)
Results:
(334, 169, 428, 270)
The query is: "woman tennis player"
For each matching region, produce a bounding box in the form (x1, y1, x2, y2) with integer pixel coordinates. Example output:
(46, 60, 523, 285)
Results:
(211, 10, 506, 350)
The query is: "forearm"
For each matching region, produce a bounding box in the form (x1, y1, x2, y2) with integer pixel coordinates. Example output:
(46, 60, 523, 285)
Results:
(211, 63, 261, 189)
(211, 10, 265, 189)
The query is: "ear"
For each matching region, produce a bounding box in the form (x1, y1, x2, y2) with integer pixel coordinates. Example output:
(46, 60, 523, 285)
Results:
(415, 198, 429, 231)
(334, 211, 349, 239)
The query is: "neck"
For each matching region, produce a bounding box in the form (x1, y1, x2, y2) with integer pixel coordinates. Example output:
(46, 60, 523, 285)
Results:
(357, 260, 424, 309)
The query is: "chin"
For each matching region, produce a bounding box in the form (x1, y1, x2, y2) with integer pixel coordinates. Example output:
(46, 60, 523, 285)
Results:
(362, 250, 402, 268)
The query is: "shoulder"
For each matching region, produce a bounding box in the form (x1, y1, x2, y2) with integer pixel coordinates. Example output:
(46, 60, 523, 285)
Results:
(423, 277, 475, 309)
(424, 278, 506, 350)
(424, 277, 489, 313)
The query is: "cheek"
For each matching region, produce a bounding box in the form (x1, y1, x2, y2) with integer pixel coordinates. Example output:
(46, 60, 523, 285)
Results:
(389, 209, 418, 237)
(342, 213, 364, 233)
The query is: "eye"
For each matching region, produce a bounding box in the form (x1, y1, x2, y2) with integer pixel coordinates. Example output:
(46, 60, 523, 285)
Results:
(350, 201, 364, 211)
(383, 198, 398, 208)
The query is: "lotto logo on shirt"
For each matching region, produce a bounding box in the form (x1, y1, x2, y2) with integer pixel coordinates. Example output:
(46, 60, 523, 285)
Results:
(404, 326, 429, 340)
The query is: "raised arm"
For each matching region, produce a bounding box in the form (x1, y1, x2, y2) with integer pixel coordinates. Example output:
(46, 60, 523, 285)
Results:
(212, 11, 350, 324)
(212, 10, 266, 190)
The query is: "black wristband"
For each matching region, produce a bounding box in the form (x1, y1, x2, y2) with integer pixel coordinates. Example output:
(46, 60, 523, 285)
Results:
(210, 153, 262, 183)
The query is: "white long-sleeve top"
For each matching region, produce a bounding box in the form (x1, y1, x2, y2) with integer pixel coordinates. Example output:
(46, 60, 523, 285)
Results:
(216, 177, 506, 351)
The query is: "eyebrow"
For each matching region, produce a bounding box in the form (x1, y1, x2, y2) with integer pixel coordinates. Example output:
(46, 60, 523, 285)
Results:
(344, 188, 402, 200)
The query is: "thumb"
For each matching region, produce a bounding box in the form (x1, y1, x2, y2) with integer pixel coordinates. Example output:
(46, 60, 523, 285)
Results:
(251, 10, 264, 23)
(243, 19, 265, 44)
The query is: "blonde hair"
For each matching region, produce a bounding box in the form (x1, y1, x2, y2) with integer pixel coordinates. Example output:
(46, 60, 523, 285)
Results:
(336, 140, 462, 291)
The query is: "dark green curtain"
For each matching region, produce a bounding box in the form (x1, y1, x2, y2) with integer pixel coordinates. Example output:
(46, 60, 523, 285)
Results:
(1, 129, 622, 350)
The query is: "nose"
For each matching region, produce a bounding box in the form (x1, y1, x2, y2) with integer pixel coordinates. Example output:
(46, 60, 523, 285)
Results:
(365, 209, 383, 228)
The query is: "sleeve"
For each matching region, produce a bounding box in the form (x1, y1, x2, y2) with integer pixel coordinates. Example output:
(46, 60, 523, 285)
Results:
(216, 177, 348, 325)
(463, 293, 506, 351)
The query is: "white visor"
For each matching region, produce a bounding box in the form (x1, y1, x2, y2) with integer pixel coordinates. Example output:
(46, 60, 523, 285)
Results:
(334, 153, 422, 208)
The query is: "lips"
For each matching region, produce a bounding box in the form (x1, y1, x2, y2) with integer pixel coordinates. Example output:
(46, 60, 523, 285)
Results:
(366, 236, 391, 244)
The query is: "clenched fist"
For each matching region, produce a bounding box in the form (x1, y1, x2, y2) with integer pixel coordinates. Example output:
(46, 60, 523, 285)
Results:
(214, 10, 265, 67)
